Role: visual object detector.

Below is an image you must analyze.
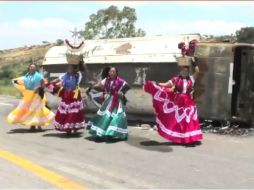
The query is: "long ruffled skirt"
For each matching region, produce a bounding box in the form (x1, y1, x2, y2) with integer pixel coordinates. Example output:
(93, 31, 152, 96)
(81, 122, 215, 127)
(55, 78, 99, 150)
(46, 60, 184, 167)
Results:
(87, 91, 128, 140)
(53, 87, 85, 132)
(144, 81, 203, 144)
(7, 79, 54, 127)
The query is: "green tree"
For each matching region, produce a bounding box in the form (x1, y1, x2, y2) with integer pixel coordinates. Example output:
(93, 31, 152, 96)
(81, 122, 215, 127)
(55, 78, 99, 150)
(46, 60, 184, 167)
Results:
(81, 5, 146, 40)
(0, 65, 16, 79)
(55, 39, 64, 46)
(214, 34, 236, 42)
(236, 27, 254, 43)
(42, 41, 49, 44)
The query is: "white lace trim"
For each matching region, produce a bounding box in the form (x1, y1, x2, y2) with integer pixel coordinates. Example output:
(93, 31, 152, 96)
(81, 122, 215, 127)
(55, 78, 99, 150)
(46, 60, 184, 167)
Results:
(96, 98, 124, 117)
(156, 118, 202, 138)
(54, 120, 85, 129)
(107, 125, 128, 133)
(190, 75, 195, 85)
(8, 112, 54, 124)
(118, 81, 126, 92)
(97, 99, 112, 117)
(183, 79, 187, 93)
(89, 122, 128, 135)
(89, 91, 105, 108)
(153, 83, 198, 123)
(90, 91, 104, 98)
(58, 100, 84, 114)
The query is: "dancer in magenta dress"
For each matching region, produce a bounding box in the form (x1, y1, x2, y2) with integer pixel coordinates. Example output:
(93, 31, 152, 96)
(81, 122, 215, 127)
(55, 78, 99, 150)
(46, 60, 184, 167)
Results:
(144, 62, 203, 145)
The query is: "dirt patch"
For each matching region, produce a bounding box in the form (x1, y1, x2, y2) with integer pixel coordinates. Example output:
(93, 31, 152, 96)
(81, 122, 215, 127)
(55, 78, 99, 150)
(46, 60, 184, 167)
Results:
(0, 45, 51, 68)
(201, 121, 254, 137)
(115, 43, 132, 54)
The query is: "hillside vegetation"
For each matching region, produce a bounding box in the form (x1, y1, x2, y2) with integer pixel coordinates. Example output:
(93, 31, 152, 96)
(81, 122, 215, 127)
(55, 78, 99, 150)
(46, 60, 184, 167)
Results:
(0, 44, 52, 96)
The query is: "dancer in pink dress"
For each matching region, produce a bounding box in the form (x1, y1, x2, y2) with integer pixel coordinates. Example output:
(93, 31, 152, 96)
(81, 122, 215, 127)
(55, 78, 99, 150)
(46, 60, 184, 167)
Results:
(144, 62, 203, 146)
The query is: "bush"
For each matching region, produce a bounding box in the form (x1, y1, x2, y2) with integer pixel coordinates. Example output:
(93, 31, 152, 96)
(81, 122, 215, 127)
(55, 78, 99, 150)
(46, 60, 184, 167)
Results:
(0, 63, 29, 97)
(0, 84, 21, 98)
(0, 79, 11, 85)
(0, 66, 15, 79)
(56, 39, 64, 46)
(0, 62, 30, 80)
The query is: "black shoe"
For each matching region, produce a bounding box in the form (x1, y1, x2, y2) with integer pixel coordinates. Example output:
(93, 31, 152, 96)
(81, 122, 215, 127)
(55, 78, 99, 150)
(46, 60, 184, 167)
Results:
(29, 126, 36, 132)
(123, 135, 128, 141)
(185, 141, 202, 147)
(194, 141, 202, 146)
(184, 142, 197, 147)
(185, 143, 196, 148)
(94, 136, 103, 142)
(105, 136, 113, 142)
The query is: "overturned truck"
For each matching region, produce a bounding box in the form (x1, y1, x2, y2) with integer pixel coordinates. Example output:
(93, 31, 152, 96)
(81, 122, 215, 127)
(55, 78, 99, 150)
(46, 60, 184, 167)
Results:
(42, 34, 254, 124)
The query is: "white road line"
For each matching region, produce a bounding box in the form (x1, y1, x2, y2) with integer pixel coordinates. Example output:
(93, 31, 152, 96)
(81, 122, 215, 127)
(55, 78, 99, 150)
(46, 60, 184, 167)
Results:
(0, 102, 14, 106)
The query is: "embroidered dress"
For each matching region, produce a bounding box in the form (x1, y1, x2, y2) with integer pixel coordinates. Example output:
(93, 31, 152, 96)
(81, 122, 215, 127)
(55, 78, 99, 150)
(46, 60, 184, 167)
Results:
(7, 75, 54, 127)
(23, 72, 42, 90)
(144, 76, 203, 144)
(50, 71, 85, 132)
(88, 76, 128, 140)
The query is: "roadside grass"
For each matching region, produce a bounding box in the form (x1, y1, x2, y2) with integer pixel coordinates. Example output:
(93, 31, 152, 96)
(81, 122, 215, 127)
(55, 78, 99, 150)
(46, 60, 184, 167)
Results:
(0, 84, 21, 98)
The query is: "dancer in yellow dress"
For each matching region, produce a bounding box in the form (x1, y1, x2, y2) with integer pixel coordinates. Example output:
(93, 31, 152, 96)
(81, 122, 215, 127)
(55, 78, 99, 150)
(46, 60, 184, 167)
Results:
(7, 63, 55, 131)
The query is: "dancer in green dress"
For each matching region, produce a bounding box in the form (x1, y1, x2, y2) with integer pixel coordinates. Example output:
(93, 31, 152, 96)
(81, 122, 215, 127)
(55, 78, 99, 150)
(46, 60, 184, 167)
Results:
(87, 67, 130, 140)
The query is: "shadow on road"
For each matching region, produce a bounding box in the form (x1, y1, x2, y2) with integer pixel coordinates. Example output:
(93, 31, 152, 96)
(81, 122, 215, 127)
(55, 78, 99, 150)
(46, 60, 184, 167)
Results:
(139, 140, 202, 148)
(125, 135, 174, 153)
(140, 140, 182, 147)
(42, 132, 83, 138)
(84, 136, 125, 144)
(7, 128, 52, 134)
(85, 136, 105, 143)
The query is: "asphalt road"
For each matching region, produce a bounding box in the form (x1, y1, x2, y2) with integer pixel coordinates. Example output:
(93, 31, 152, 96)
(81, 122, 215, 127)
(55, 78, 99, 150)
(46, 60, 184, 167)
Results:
(0, 95, 254, 189)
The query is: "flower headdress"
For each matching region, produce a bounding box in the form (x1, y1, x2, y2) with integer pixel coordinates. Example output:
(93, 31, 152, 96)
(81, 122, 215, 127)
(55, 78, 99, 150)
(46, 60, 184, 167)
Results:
(175, 39, 198, 66)
(178, 39, 198, 57)
(64, 28, 85, 65)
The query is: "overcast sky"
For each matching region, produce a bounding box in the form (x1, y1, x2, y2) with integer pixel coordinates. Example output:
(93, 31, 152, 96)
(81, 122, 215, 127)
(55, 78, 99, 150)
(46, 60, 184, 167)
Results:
(0, 1, 253, 50)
